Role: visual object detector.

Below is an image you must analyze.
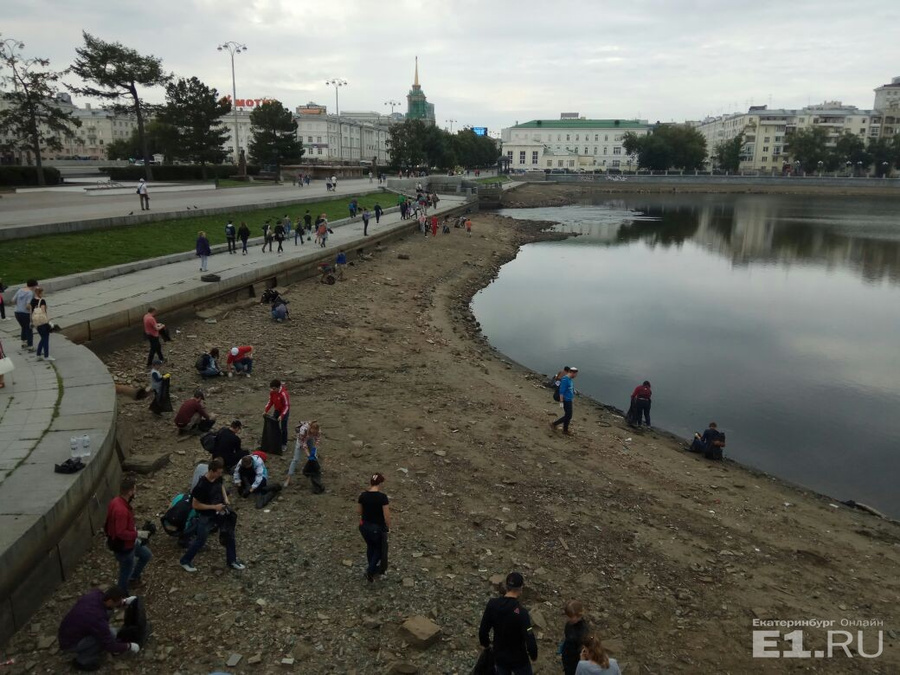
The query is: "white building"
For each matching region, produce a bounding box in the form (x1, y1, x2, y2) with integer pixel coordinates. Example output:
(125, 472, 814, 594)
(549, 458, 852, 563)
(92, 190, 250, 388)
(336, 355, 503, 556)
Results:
(501, 117, 651, 171)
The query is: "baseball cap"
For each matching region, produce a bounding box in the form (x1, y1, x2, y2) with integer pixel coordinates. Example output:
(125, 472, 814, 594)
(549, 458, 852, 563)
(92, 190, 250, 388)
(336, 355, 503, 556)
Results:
(569, 367, 579, 372)
(230, 347, 239, 356)
(505, 572, 525, 589)
(193, 389, 205, 400)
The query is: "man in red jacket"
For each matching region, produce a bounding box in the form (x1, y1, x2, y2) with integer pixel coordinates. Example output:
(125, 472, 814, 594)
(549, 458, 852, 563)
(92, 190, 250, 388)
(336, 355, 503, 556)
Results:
(104, 477, 152, 593)
(58, 586, 139, 670)
(630, 380, 653, 428)
(264, 379, 291, 452)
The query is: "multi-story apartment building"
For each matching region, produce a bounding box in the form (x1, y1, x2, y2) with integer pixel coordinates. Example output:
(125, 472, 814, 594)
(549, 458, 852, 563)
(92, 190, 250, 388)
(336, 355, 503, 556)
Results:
(500, 116, 651, 170)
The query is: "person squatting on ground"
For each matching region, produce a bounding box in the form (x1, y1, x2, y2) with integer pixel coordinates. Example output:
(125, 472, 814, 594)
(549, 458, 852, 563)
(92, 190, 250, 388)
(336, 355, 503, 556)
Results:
(196, 347, 224, 378)
(629, 380, 652, 428)
(689, 422, 726, 460)
(58, 586, 140, 671)
(264, 379, 291, 452)
(233, 452, 280, 508)
(560, 599, 590, 675)
(179, 458, 245, 573)
(104, 477, 152, 594)
(142, 307, 165, 367)
(357, 473, 390, 582)
(174, 389, 215, 434)
(227, 345, 253, 377)
(478, 572, 539, 675)
(13, 279, 37, 351)
(31, 285, 53, 361)
(551, 367, 578, 435)
(209, 419, 247, 472)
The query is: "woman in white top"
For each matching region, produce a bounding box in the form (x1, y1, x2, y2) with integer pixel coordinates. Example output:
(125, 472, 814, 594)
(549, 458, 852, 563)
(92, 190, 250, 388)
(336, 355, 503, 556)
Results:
(575, 635, 621, 675)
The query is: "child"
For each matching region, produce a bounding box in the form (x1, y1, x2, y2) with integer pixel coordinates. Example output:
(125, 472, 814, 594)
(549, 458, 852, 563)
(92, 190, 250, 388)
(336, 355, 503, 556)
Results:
(560, 599, 590, 675)
(465, 217, 473, 236)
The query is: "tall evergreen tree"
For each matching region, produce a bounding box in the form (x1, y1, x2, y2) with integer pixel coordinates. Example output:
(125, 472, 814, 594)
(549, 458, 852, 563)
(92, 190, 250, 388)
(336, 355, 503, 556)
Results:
(159, 77, 230, 170)
(0, 38, 80, 185)
(69, 32, 169, 180)
(247, 100, 304, 173)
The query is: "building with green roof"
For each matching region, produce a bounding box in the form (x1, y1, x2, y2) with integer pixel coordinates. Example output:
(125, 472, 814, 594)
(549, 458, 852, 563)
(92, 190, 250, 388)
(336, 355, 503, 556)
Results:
(406, 57, 435, 125)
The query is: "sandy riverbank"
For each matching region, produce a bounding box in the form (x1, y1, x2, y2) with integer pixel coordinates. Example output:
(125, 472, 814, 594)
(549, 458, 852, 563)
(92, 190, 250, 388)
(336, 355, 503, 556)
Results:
(4, 215, 899, 674)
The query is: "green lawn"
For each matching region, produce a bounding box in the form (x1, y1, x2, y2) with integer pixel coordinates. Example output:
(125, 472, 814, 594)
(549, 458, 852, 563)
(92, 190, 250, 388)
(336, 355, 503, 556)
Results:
(473, 174, 511, 184)
(2, 195, 389, 283)
(215, 178, 277, 188)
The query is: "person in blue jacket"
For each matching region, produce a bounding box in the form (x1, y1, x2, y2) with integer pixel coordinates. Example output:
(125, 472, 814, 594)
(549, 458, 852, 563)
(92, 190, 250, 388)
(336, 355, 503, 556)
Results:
(551, 367, 578, 435)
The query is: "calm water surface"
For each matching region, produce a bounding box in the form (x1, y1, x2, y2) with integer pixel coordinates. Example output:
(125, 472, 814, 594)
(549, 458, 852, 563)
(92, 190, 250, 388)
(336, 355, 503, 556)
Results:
(472, 194, 900, 516)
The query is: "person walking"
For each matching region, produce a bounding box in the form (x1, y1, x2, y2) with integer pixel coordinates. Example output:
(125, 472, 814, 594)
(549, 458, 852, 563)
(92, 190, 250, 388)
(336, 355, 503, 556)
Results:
(261, 221, 274, 253)
(264, 379, 291, 452)
(431, 215, 438, 237)
(142, 307, 165, 367)
(374, 203, 383, 224)
(225, 220, 237, 254)
(57, 587, 140, 670)
(330, 175, 337, 191)
(629, 380, 652, 428)
(238, 221, 250, 255)
(104, 477, 153, 593)
(274, 221, 286, 254)
(284, 420, 321, 488)
(368, 170, 373, 183)
(179, 458, 246, 573)
(561, 600, 591, 675)
(196, 231, 211, 272)
(0, 338, 8, 390)
(31, 286, 53, 361)
(294, 215, 305, 245)
(465, 217, 473, 237)
(12, 279, 37, 351)
(478, 572, 539, 675)
(357, 473, 390, 582)
(575, 636, 621, 675)
(552, 366, 571, 402)
(317, 218, 329, 248)
(303, 210, 312, 234)
(136, 178, 149, 211)
(362, 207, 371, 236)
(551, 367, 578, 435)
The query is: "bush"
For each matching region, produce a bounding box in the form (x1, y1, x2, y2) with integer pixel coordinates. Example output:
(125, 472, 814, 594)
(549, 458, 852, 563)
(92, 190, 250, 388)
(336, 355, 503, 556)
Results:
(0, 165, 63, 186)
(98, 165, 260, 181)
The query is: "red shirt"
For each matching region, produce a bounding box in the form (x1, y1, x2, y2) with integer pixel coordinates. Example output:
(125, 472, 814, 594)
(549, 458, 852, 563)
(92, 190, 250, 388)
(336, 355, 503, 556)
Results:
(105, 496, 137, 550)
(143, 313, 159, 337)
(632, 385, 652, 401)
(265, 385, 290, 416)
(174, 398, 210, 427)
(227, 346, 252, 365)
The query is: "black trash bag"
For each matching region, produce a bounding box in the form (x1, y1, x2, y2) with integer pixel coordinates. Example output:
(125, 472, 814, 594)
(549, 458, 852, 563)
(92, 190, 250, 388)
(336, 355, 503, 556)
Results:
(624, 400, 637, 426)
(149, 378, 173, 414)
(471, 646, 494, 675)
(217, 509, 238, 546)
(260, 414, 283, 455)
(54, 458, 85, 474)
(302, 459, 325, 494)
(117, 597, 150, 646)
(378, 530, 389, 575)
(159, 326, 172, 343)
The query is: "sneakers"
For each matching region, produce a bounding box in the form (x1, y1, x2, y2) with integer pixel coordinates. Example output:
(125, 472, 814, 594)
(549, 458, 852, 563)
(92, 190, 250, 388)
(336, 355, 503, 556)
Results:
(229, 561, 246, 570)
(180, 562, 198, 573)
(44, 356, 56, 362)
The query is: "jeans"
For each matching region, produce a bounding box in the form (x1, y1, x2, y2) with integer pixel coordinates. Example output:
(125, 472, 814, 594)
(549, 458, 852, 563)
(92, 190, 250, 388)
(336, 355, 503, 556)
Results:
(635, 399, 651, 426)
(68, 627, 117, 669)
(199, 255, 208, 271)
(288, 438, 315, 476)
(233, 357, 253, 374)
(36, 323, 50, 357)
(359, 522, 383, 576)
(553, 400, 573, 432)
(145, 335, 163, 366)
(0, 301, 5, 319)
(180, 515, 235, 566)
(227, 236, 236, 253)
(114, 541, 152, 592)
(240, 238, 248, 254)
(15, 311, 32, 346)
(139, 194, 149, 210)
(363, 219, 369, 235)
(294, 229, 304, 245)
(199, 366, 221, 378)
(495, 664, 534, 675)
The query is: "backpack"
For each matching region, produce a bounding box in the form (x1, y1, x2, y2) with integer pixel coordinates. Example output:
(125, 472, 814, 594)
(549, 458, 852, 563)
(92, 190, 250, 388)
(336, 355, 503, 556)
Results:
(200, 429, 219, 453)
(195, 354, 209, 372)
(160, 493, 195, 536)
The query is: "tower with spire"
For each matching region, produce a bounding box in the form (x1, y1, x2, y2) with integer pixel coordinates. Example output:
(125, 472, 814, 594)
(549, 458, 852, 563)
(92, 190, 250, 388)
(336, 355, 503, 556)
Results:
(406, 56, 436, 125)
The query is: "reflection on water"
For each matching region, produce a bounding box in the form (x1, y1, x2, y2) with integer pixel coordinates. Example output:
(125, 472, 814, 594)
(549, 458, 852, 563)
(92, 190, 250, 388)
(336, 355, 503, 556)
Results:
(523, 194, 900, 284)
(473, 194, 900, 517)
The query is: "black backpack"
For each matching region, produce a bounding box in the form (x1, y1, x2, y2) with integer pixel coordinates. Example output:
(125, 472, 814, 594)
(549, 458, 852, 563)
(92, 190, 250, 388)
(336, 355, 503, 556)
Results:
(200, 429, 219, 453)
(160, 493, 194, 536)
(195, 354, 209, 372)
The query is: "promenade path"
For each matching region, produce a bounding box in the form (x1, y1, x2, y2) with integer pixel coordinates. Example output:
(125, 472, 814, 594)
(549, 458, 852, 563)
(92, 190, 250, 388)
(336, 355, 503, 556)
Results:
(0, 177, 382, 230)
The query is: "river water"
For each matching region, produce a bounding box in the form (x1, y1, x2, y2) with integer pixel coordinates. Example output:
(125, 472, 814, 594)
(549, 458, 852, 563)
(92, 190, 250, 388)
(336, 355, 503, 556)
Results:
(471, 193, 900, 517)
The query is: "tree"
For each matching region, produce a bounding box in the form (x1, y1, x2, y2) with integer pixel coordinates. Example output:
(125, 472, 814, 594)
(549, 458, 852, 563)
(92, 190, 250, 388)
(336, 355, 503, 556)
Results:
(831, 132, 871, 175)
(0, 38, 80, 185)
(247, 100, 303, 172)
(388, 119, 429, 168)
(785, 126, 830, 174)
(623, 125, 707, 171)
(158, 76, 231, 170)
(103, 120, 179, 162)
(713, 133, 744, 173)
(867, 137, 895, 177)
(69, 32, 169, 180)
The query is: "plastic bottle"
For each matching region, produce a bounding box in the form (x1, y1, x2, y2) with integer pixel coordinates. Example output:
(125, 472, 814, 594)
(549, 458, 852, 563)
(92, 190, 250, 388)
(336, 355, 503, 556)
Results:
(70, 437, 79, 460)
(81, 434, 91, 459)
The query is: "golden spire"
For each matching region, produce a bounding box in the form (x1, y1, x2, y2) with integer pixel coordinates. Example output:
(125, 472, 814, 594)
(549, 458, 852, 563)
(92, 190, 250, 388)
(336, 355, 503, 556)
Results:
(414, 56, 419, 87)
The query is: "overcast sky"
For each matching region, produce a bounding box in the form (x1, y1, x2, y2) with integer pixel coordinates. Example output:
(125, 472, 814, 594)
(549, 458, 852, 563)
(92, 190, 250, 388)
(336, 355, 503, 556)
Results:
(5, 0, 900, 132)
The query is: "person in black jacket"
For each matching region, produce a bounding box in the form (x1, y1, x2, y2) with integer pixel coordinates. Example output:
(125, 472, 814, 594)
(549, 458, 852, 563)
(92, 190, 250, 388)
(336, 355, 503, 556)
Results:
(478, 572, 538, 675)
(560, 599, 590, 675)
(211, 420, 247, 471)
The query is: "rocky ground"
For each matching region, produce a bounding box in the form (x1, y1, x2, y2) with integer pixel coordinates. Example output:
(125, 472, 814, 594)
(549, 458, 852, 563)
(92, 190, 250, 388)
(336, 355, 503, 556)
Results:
(3, 209, 900, 674)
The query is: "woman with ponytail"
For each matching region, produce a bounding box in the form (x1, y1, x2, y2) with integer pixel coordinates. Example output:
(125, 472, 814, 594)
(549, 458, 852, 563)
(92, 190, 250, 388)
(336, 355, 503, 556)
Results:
(576, 635, 620, 675)
(357, 473, 391, 583)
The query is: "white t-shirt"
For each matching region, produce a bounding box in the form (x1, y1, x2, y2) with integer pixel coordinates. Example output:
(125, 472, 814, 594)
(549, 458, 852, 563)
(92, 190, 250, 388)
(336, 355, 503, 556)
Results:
(575, 659, 620, 675)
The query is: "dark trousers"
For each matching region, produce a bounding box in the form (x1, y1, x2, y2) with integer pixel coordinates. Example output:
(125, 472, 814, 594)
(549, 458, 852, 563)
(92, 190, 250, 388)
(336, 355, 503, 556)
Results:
(145, 334, 163, 366)
(114, 541, 152, 592)
(359, 523, 383, 576)
(635, 399, 651, 426)
(36, 324, 50, 357)
(363, 219, 369, 235)
(139, 194, 149, 210)
(294, 229, 304, 245)
(180, 515, 235, 566)
(277, 239, 284, 253)
(552, 400, 573, 432)
(0, 301, 5, 319)
(277, 411, 289, 447)
(15, 311, 32, 346)
(240, 237, 248, 253)
(226, 236, 236, 253)
(375, 213, 381, 223)
(68, 630, 116, 669)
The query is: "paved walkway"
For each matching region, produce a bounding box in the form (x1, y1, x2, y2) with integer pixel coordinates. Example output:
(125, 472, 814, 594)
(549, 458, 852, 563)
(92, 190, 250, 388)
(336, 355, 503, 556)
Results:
(0, 177, 383, 230)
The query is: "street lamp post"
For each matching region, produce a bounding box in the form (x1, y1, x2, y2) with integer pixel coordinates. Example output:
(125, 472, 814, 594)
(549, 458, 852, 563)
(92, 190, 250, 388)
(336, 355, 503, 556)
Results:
(217, 41, 247, 167)
(384, 99, 401, 116)
(883, 161, 890, 179)
(445, 119, 457, 133)
(856, 161, 863, 178)
(325, 78, 347, 163)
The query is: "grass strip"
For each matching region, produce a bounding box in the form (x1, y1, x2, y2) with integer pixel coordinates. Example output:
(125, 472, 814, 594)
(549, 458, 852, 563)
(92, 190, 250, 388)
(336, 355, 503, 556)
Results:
(2, 194, 389, 283)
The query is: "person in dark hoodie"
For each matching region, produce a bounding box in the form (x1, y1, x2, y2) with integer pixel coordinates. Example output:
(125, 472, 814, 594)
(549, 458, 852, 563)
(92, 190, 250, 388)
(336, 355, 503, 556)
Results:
(58, 586, 139, 670)
(478, 571, 538, 674)
(210, 419, 248, 471)
(560, 599, 590, 675)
